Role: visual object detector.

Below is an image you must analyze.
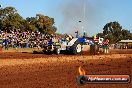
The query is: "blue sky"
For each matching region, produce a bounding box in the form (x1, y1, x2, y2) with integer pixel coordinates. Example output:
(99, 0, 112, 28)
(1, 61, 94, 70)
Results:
(0, 0, 132, 36)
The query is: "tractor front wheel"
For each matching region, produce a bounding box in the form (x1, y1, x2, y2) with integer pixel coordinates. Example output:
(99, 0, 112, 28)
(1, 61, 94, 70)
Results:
(55, 48, 60, 55)
(71, 43, 82, 55)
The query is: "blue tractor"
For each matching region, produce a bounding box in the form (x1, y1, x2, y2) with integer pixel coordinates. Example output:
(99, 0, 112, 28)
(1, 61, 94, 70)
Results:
(43, 32, 99, 55)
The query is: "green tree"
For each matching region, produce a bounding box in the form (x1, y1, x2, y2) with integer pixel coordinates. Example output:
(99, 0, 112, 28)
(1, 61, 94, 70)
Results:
(52, 26, 57, 33)
(36, 14, 55, 34)
(128, 33, 132, 39)
(99, 21, 132, 43)
(0, 6, 57, 34)
(103, 21, 122, 43)
(0, 6, 24, 32)
(26, 17, 37, 31)
(121, 29, 131, 40)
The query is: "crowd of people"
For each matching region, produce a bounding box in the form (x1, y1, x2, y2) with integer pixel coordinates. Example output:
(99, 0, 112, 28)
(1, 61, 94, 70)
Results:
(0, 29, 111, 52)
(0, 30, 62, 50)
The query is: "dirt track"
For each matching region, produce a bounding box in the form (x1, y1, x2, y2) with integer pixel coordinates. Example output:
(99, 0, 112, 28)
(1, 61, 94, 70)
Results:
(0, 50, 132, 88)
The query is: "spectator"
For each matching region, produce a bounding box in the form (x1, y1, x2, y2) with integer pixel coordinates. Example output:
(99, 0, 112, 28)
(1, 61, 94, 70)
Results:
(3, 39, 9, 50)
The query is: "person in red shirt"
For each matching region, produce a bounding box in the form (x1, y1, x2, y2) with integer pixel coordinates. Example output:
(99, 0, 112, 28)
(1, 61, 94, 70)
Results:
(102, 38, 109, 54)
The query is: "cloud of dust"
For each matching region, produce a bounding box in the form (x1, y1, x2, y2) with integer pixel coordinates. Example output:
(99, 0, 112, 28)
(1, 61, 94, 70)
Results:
(58, 0, 102, 36)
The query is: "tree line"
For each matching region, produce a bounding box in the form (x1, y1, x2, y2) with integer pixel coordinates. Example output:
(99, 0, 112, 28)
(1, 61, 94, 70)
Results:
(0, 6, 57, 34)
(97, 21, 132, 43)
(0, 6, 132, 44)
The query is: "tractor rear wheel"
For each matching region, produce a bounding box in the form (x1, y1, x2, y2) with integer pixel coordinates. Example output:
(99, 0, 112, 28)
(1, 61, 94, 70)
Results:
(90, 44, 99, 55)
